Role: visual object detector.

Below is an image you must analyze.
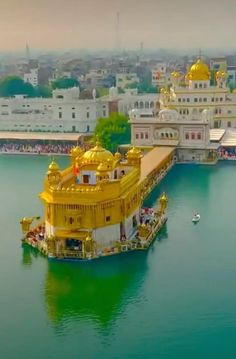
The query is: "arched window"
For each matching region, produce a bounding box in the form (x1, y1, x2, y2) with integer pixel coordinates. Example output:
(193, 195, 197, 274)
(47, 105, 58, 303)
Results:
(145, 101, 149, 108)
(134, 101, 139, 108)
(139, 101, 144, 108)
(150, 101, 154, 108)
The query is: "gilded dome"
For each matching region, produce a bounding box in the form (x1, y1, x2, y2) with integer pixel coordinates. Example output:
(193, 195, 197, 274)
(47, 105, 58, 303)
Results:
(216, 70, 227, 79)
(187, 59, 210, 81)
(70, 146, 84, 157)
(82, 142, 114, 164)
(171, 71, 181, 78)
(126, 146, 142, 159)
(48, 160, 60, 172)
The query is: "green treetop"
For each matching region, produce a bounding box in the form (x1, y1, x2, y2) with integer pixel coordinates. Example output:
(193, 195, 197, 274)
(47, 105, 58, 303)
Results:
(94, 113, 131, 152)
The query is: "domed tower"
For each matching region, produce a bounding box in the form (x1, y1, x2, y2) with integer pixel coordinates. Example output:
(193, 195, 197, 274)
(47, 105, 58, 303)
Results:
(96, 162, 110, 183)
(170, 71, 181, 88)
(47, 160, 61, 188)
(160, 88, 170, 107)
(215, 71, 227, 88)
(82, 141, 114, 165)
(70, 146, 84, 165)
(185, 59, 210, 89)
(126, 146, 142, 166)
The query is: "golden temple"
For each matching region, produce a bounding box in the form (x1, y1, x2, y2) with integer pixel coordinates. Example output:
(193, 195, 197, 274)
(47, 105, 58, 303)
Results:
(20, 142, 174, 260)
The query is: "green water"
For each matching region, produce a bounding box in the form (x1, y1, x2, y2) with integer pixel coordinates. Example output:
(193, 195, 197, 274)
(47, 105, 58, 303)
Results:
(1, 155, 236, 359)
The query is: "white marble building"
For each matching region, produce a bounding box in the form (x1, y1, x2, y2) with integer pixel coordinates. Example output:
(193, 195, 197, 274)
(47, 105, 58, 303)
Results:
(0, 88, 108, 133)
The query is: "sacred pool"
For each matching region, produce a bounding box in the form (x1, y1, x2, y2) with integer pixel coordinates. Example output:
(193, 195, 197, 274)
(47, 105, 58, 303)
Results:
(1, 154, 236, 359)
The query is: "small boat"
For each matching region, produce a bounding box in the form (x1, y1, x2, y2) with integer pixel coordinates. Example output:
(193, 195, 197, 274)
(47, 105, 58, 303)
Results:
(192, 214, 200, 223)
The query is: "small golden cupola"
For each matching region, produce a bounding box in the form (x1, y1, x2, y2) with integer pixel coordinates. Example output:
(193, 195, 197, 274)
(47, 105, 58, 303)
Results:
(47, 160, 61, 187)
(82, 141, 114, 165)
(186, 59, 210, 81)
(215, 70, 227, 88)
(70, 146, 84, 165)
(126, 146, 142, 166)
(96, 161, 110, 183)
(171, 71, 181, 87)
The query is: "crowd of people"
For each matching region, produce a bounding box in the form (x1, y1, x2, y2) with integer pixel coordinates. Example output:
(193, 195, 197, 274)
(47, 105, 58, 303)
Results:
(0, 142, 76, 154)
(218, 148, 236, 160)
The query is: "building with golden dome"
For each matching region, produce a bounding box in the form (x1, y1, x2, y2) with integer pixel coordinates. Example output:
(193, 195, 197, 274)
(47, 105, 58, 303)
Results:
(21, 142, 173, 260)
(130, 58, 236, 162)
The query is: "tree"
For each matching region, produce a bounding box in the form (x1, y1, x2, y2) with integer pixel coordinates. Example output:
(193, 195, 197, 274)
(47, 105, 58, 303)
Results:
(94, 113, 131, 152)
(0, 76, 35, 97)
(51, 77, 79, 89)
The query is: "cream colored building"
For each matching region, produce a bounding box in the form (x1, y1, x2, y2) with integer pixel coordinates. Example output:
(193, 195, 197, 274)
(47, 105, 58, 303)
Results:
(0, 87, 108, 133)
(116, 73, 139, 89)
(130, 59, 226, 162)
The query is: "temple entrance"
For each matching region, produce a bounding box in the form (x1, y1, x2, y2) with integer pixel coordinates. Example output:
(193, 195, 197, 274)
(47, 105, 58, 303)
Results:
(65, 238, 83, 251)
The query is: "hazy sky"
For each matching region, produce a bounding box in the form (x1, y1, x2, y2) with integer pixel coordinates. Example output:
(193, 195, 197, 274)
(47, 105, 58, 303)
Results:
(0, 0, 236, 51)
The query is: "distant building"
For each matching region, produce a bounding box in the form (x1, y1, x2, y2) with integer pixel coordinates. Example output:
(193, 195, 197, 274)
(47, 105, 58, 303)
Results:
(24, 68, 38, 87)
(227, 66, 236, 87)
(151, 62, 170, 88)
(0, 87, 108, 133)
(116, 73, 139, 89)
(129, 58, 236, 161)
(209, 57, 227, 71)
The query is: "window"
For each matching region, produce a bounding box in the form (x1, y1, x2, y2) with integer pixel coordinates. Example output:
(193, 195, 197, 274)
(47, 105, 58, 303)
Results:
(72, 112, 75, 119)
(86, 112, 89, 119)
(203, 98, 207, 102)
(145, 133, 148, 139)
(106, 216, 111, 222)
(187, 98, 190, 102)
(197, 133, 201, 140)
(178, 98, 181, 102)
(194, 83, 198, 88)
(103, 110, 106, 116)
(140, 133, 144, 139)
(191, 133, 195, 140)
(199, 83, 202, 88)
(59, 112, 62, 119)
(204, 83, 207, 88)
(83, 175, 90, 184)
(87, 125, 90, 132)
(194, 98, 198, 102)
(228, 121, 231, 127)
(135, 133, 139, 139)
(199, 98, 202, 102)
(185, 133, 189, 140)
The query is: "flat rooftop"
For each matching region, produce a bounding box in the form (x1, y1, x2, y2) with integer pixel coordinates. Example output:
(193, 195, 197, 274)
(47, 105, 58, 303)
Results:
(0, 132, 83, 142)
(140, 146, 175, 182)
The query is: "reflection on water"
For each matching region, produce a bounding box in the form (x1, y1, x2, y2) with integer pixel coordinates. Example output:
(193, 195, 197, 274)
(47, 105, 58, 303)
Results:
(22, 246, 149, 328)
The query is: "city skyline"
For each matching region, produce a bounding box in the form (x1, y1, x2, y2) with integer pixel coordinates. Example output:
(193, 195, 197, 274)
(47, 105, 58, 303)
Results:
(0, 0, 236, 51)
